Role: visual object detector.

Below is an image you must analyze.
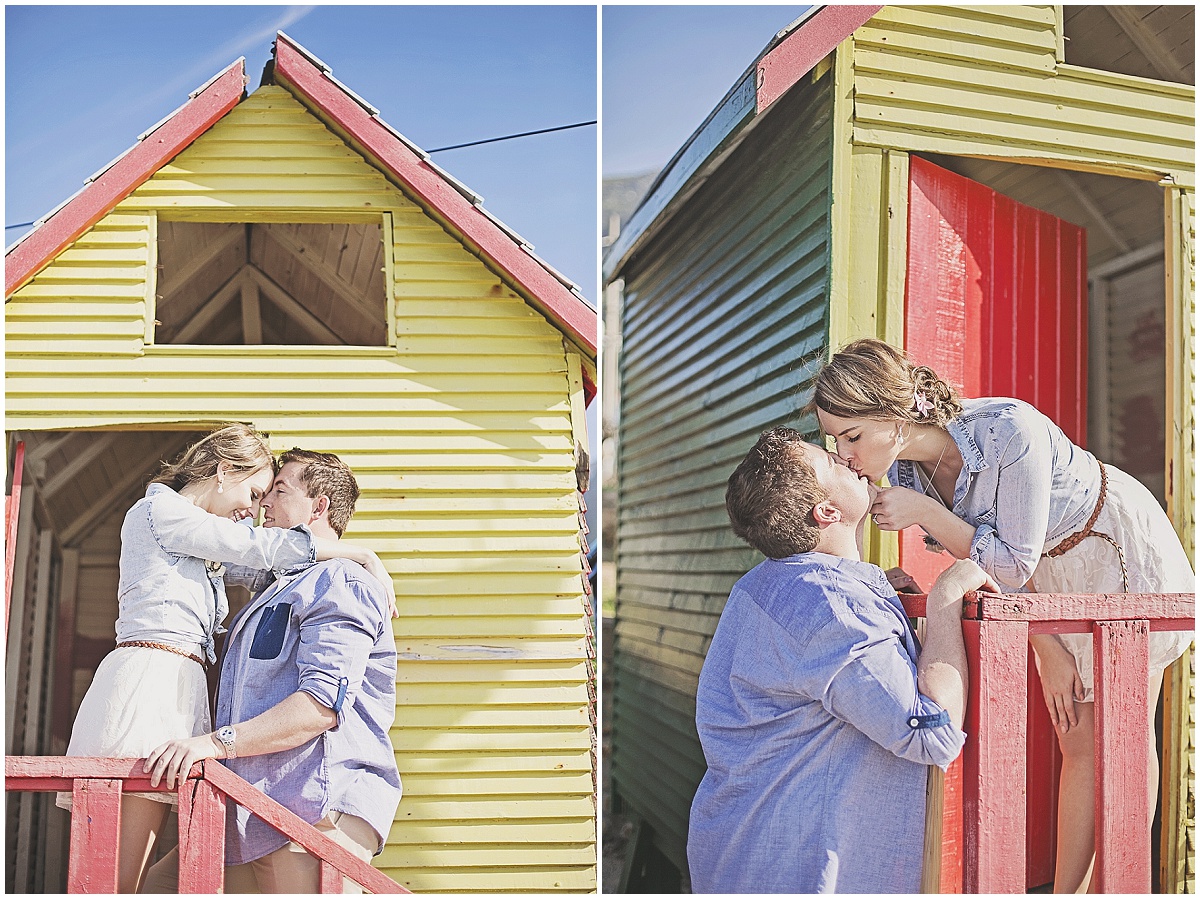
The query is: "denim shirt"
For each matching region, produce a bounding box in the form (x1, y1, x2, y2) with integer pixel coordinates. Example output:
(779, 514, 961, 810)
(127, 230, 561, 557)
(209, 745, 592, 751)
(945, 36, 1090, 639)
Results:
(217, 558, 402, 865)
(115, 484, 317, 664)
(889, 397, 1100, 589)
(688, 553, 965, 894)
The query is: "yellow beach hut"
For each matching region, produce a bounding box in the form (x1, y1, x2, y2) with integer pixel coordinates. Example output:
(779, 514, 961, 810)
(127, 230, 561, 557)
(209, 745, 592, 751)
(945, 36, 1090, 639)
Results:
(5, 32, 598, 893)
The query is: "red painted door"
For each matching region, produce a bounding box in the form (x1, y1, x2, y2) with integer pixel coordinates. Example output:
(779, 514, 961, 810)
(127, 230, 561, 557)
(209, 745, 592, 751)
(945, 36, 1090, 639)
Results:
(904, 156, 1088, 890)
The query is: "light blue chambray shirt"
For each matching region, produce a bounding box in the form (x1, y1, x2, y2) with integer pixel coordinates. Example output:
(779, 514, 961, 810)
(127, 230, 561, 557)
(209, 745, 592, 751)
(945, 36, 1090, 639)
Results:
(688, 553, 965, 894)
(217, 558, 402, 866)
(890, 397, 1100, 589)
(115, 484, 316, 664)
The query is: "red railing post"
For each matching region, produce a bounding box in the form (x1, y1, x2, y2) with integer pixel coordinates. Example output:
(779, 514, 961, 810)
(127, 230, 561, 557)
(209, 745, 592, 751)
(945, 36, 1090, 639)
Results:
(5, 439, 26, 638)
(1092, 619, 1152, 893)
(962, 618, 1028, 893)
(67, 778, 122, 894)
(178, 767, 226, 894)
(319, 859, 343, 893)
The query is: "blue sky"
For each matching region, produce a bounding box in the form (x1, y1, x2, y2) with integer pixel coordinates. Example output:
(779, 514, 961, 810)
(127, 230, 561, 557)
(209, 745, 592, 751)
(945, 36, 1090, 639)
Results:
(602, 5, 810, 177)
(5, 5, 598, 297)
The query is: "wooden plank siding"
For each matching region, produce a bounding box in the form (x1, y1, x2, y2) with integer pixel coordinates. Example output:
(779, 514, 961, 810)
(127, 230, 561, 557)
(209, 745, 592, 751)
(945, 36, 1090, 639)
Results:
(850, 6, 1195, 185)
(5, 84, 595, 893)
(612, 72, 834, 876)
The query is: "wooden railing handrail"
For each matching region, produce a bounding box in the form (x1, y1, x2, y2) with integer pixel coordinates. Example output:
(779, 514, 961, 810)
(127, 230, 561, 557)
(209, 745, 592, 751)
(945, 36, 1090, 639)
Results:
(5, 755, 410, 894)
(899, 590, 1194, 627)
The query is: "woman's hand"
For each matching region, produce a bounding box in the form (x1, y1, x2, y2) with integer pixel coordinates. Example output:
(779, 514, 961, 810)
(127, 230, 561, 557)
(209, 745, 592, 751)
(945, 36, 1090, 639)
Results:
(144, 734, 222, 789)
(363, 551, 399, 619)
(1031, 636, 1084, 734)
(870, 486, 937, 531)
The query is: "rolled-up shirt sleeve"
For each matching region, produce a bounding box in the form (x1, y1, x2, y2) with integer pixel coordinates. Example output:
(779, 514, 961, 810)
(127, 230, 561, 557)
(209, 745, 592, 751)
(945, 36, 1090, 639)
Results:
(147, 492, 315, 571)
(805, 614, 966, 770)
(296, 564, 387, 728)
(967, 424, 1053, 589)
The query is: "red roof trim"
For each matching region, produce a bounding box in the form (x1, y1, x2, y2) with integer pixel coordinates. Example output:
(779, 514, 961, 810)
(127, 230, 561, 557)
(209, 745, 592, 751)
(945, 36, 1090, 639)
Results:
(272, 33, 597, 357)
(755, 5, 883, 113)
(5, 60, 247, 298)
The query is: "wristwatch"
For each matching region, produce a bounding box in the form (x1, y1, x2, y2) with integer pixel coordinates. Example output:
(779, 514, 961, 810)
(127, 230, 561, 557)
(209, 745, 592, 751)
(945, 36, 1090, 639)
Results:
(214, 725, 237, 759)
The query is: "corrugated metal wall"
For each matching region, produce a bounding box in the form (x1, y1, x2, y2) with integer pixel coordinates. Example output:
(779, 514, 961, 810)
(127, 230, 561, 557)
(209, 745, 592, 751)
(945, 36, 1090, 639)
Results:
(5, 85, 595, 893)
(612, 72, 833, 876)
(851, 5, 1194, 179)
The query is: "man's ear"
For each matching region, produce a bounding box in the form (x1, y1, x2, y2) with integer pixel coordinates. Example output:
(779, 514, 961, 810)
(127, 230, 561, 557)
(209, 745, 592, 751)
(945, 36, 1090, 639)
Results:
(811, 500, 842, 527)
(311, 494, 330, 523)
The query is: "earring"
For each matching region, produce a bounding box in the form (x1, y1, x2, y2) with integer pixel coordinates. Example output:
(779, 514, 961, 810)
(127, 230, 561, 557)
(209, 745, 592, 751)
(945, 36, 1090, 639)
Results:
(217, 482, 224, 494)
(896, 423, 907, 447)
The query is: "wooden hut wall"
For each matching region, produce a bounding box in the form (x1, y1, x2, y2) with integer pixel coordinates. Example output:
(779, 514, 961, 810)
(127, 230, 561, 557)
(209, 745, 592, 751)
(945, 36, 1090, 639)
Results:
(5, 85, 595, 893)
(612, 72, 833, 875)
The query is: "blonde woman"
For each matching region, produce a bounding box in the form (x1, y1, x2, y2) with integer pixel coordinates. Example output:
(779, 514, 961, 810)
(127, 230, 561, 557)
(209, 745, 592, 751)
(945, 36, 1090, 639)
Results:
(57, 424, 394, 894)
(809, 339, 1191, 893)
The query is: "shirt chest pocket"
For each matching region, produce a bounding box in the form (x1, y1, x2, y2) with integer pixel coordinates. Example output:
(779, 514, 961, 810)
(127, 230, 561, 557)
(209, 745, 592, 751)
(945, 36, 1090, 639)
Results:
(249, 603, 292, 660)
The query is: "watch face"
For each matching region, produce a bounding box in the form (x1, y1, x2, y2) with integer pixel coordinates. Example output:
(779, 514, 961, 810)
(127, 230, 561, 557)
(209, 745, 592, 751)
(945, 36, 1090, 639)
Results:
(218, 726, 235, 741)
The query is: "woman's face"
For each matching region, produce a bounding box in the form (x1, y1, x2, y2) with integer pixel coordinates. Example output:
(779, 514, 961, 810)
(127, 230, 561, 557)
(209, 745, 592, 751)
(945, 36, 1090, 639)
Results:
(205, 465, 275, 522)
(816, 409, 903, 482)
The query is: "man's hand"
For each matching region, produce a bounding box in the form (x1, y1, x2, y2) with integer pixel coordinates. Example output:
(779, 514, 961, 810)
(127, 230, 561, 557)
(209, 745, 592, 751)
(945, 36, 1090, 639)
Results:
(930, 558, 1001, 606)
(144, 734, 223, 789)
(885, 567, 921, 594)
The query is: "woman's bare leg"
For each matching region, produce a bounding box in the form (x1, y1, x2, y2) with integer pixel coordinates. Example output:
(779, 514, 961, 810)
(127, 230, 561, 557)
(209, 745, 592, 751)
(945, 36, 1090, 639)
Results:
(118, 795, 170, 894)
(1052, 702, 1095, 893)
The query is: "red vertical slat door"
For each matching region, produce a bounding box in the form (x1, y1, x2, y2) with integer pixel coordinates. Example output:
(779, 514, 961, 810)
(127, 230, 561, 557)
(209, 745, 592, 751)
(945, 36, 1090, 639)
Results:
(906, 156, 1088, 890)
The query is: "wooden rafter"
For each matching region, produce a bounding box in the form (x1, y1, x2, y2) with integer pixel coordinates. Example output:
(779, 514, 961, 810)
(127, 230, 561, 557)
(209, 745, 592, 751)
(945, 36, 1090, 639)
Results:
(60, 434, 184, 545)
(1055, 170, 1130, 254)
(159, 225, 244, 298)
(257, 225, 383, 331)
(24, 432, 76, 468)
(40, 432, 121, 499)
(173, 271, 242, 343)
(1106, 7, 1189, 85)
(240, 277, 262, 344)
(245, 266, 344, 345)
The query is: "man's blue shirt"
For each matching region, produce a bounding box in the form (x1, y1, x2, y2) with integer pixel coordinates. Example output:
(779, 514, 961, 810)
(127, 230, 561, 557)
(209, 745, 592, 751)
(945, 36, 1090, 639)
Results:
(687, 552, 965, 894)
(217, 558, 402, 865)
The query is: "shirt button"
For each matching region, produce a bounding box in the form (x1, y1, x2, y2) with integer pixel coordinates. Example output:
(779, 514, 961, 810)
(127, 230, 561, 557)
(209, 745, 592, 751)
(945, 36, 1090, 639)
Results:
(909, 717, 920, 728)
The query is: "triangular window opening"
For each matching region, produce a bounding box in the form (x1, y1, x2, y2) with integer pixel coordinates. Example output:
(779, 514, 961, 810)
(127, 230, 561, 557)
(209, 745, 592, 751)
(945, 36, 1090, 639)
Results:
(155, 220, 387, 346)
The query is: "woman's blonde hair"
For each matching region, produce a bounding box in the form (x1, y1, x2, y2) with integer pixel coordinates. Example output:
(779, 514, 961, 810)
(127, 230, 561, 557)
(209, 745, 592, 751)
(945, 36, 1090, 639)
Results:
(152, 424, 276, 491)
(810, 338, 963, 428)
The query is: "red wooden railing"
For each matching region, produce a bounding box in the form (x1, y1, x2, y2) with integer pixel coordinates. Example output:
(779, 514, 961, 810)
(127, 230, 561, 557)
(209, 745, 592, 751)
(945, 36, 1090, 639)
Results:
(6, 440, 26, 638)
(5, 756, 411, 894)
(901, 590, 1194, 894)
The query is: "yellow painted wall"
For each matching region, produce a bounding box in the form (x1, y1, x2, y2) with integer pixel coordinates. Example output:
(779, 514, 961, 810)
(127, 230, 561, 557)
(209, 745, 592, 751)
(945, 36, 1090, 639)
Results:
(851, 6, 1194, 185)
(5, 85, 596, 892)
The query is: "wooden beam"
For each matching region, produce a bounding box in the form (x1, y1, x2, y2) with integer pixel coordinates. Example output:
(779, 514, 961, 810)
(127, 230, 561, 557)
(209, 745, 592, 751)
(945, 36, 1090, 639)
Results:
(1055, 170, 1129, 254)
(158, 224, 243, 298)
(245, 265, 344, 345)
(50, 548, 80, 753)
(1092, 619, 1152, 892)
(24, 432, 76, 468)
(59, 436, 180, 545)
(5, 485, 37, 750)
(172, 270, 242, 343)
(258, 224, 382, 330)
(40, 432, 120, 499)
(1106, 7, 1189, 84)
(240, 271, 263, 345)
(68, 778, 122, 894)
(1088, 241, 1164, 281)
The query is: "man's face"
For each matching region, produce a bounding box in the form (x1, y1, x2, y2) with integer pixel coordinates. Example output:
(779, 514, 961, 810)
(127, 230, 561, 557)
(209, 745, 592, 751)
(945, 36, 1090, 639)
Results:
(260, 461, 319, 530)
(795, 441, 877, 526)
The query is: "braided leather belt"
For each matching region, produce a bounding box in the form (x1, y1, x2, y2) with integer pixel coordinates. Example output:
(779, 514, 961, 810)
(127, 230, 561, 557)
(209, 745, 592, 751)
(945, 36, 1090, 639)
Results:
(1043, 462, 1128, 592)
(116, 640, 207, 668)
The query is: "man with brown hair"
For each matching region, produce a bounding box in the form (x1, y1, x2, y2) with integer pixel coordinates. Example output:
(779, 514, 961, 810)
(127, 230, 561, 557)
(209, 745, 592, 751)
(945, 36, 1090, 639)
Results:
(687, 426, 995, 893)
(145, 448, 401, 893)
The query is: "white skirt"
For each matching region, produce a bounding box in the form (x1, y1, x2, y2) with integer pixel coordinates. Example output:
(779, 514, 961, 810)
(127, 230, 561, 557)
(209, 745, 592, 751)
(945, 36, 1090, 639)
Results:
(56, 643, 210, 808)
(1030, 464, 1196, 702)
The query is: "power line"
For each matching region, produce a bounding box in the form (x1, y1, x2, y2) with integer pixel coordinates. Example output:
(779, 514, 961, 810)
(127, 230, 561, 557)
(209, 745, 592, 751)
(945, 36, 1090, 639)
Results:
(5, 119, 597, 231)
(426, 120, 596, 153)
